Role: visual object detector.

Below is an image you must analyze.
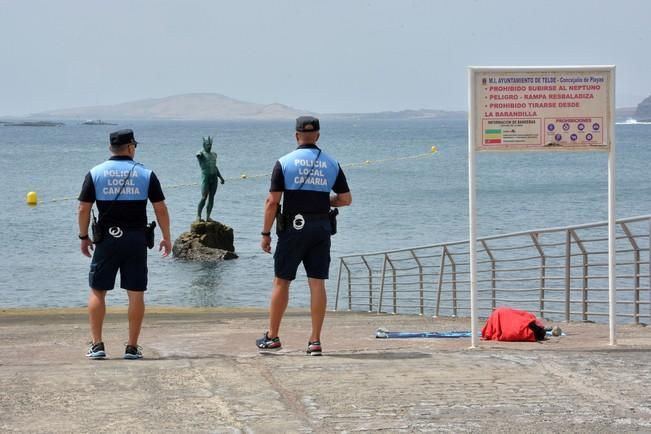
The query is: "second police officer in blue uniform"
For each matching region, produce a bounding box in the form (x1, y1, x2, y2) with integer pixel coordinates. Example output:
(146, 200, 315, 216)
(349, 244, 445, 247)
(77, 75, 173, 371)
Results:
(257, 116, 352, 355)
(78, 129, 172, 360)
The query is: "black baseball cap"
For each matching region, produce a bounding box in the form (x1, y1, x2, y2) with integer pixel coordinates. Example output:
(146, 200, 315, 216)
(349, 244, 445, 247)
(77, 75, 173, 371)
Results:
(109, 129, 138, 146)
(296, 116, 320, 132)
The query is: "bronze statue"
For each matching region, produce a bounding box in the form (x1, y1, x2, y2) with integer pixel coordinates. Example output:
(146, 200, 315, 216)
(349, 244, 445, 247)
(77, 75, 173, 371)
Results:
(196, 136, 225, 222)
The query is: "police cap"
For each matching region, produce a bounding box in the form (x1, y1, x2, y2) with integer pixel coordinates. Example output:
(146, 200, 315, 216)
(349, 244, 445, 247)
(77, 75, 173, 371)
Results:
(295, 116, 320, 132)
(109, 129, 138, 147)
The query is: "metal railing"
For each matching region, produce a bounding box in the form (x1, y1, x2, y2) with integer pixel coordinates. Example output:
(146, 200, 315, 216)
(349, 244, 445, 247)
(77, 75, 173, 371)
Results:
(334, 215, 651, 324)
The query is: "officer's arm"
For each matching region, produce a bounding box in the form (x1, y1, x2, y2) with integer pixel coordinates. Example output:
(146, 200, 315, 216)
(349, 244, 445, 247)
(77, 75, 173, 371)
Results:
(262, 192, 282, 233)
(78, 201, 94, 257)
(261, 191, 281, 253)
(330, 192, 352, 207)
(78, 201, 92, 237)
(152, 200, 172, 257)
(331, 166, 351, 207)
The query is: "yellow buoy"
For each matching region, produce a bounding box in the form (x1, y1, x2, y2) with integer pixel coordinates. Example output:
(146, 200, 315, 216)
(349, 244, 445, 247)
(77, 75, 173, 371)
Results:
(26, 191, 38, 205)
(431, 145, 438, 153)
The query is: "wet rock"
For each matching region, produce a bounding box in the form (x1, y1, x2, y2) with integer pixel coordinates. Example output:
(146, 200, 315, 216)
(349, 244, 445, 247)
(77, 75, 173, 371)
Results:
(634, 95, 651, 121)
(172, 220, 238, 261)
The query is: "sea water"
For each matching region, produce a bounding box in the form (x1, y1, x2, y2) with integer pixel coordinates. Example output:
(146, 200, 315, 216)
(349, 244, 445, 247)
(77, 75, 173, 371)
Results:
(1, 119, 650, 308)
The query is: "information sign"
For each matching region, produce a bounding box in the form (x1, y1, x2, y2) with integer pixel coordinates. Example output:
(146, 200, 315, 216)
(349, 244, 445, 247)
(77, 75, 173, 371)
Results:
(471, 67, 613, 151)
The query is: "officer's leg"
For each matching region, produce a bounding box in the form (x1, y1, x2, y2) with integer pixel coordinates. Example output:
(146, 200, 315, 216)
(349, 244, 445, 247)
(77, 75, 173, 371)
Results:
(197, 181, 209, 220)
(268, 277, 291, 338)
(206, 179, 218, 220)
(126, 290, 145, 346)
(302, 228, 331, 343)
(88, 288, 107, 344)
(307, 277, 327, 342)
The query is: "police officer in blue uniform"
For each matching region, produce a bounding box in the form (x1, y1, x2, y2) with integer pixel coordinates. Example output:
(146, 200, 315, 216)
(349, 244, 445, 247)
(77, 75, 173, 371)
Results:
(78, 129, 172, 360)
(257, 116, 352, 355)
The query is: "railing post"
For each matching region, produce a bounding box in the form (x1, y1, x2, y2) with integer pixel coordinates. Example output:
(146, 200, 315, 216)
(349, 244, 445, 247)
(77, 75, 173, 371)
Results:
(410, 250, 424, 315)
(334, 258, 343, 311)
(570, 230, 588, 322)
(622, 223, 640, 324)
(378, 255, 388, 314)
(481, 240, 496, 311)
(435, 246, 448, 317)
(390, 257, 397, 315)
(447, 249, 458, 316)
(636, 246, 641, 324)
(530, 232, 546, 317)
(565, 229, 572, 322)
(347, 267, 352, 310)
(344, 262, 352, 311)
(360, 256, 373, 312)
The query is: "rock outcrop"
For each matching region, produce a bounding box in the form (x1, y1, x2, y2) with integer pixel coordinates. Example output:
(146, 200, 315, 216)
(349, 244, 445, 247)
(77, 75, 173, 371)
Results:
(172, 221, 237, 261)
(634, 95, 651, 121)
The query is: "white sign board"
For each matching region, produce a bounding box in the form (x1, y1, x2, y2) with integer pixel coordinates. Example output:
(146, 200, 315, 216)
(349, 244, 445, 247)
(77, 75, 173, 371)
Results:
(470, 67, 614, 152)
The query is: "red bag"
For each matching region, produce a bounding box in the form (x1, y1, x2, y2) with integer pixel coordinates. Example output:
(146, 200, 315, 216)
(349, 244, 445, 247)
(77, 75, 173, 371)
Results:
(482, 307, 546, 342)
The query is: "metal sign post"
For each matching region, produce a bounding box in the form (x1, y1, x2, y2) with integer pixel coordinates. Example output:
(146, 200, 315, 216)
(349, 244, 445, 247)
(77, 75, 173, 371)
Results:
(468, 65, 616, 347)
(607, 68, 617, 345)
(468, 71, 479, 348)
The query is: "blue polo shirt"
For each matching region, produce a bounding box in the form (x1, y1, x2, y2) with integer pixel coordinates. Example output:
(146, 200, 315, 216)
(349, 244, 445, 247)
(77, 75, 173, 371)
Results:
(270, 144, 349, 215)
(78, 156, 165, 229)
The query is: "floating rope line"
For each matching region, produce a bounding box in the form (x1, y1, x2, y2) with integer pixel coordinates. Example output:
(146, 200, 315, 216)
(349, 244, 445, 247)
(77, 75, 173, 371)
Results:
(37, 148, 438, 204)
(341, 150, 436, 169)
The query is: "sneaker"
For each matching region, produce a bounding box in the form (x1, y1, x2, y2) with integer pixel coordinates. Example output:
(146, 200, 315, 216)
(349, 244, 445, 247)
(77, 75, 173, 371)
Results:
(86, 342, 106, 359)
(256, 332, 282, 351)
(306, 341, 322, 356)
(124, 344, 143, 359)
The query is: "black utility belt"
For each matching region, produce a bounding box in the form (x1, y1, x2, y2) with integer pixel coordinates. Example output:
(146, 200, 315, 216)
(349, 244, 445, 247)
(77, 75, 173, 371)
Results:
(99, 225, 146, 233)
(92, 221, 156, 249)
(283, 213, 330, 221)
(276, 209, 338, 235)
(279, 213, 330, 230)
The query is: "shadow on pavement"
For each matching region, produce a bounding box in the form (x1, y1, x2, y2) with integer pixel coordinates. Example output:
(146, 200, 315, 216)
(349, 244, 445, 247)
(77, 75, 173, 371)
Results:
(326, 351, 432, 360)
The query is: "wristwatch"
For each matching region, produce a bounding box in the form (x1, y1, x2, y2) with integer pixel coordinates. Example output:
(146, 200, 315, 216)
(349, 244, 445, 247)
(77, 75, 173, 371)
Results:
(78, 234, 90, 240)
(261, 232, 271, 237)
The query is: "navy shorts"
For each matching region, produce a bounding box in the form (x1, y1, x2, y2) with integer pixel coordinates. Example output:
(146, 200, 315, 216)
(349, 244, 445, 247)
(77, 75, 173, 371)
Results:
(89, 229, 148, 291)
(274, 217, 331, 281)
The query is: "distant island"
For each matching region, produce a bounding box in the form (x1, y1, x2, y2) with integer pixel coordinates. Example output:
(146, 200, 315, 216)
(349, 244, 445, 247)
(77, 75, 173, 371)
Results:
(0, 120, 64, 127)
(322, 108, 466, 121)
(30, 93, 308, 121)
(25, 93, 465, 122)
(81, 120, 117, 126)
(4, 92, 645, 122)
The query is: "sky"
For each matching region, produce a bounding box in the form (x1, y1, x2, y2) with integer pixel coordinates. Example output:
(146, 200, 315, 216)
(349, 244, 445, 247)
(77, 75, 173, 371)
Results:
(1, 0, 650, 116)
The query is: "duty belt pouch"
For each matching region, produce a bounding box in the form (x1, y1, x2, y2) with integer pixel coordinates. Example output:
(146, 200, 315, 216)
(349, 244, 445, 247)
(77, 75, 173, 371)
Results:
(145, 221, 157, 249)
(275, 204, 286, 234)
(329, 208, 339, 235)
(91, 209, 103, 244)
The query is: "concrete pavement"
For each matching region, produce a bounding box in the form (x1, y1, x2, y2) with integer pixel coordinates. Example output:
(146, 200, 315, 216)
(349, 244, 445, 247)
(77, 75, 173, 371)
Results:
(1, 308, 650, 433)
